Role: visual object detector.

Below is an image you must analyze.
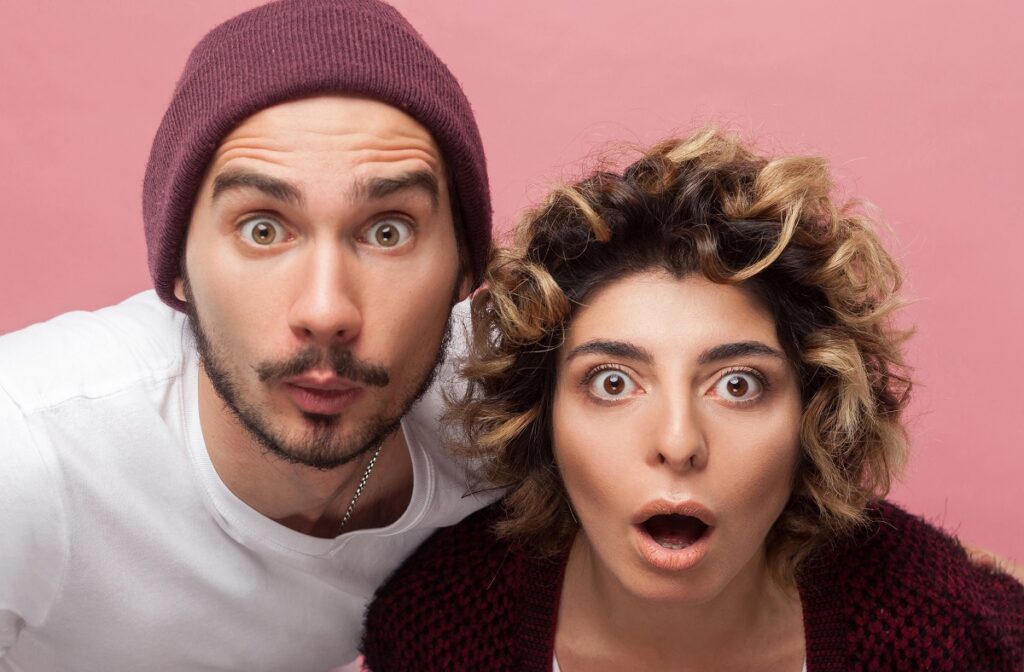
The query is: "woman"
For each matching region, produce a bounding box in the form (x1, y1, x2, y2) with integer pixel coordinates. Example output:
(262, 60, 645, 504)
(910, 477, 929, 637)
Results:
(361, 129, 1024, 670)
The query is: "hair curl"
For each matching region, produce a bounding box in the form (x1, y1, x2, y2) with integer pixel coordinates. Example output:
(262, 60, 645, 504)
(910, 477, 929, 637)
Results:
(451, 127, 912, 581)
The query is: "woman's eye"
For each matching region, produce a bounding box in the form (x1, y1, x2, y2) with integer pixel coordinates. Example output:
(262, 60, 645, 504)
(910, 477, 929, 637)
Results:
(365, 218, 413, 248)
(240, 217, 286, 246)
(587, 369, 638, 401)
(713, 371, 763, 402)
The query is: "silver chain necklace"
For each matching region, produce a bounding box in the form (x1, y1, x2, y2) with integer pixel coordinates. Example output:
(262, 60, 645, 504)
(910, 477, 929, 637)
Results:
(338, 443, 384, 533)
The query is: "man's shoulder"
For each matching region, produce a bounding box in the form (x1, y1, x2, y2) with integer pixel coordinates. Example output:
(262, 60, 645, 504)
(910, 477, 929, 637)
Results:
(0, 291, 188, 412)
(810, 501, 1024, 667)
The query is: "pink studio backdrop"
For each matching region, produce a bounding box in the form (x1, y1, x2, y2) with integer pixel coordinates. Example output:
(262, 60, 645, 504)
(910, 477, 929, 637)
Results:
(1, 2, 1021, 559)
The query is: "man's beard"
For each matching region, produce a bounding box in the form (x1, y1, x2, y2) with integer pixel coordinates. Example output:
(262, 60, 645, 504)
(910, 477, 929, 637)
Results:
(183, 278, 455, 471)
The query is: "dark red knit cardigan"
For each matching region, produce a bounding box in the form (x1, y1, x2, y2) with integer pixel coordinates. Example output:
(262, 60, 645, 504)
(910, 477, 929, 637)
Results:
(362, 501, 1024, 671)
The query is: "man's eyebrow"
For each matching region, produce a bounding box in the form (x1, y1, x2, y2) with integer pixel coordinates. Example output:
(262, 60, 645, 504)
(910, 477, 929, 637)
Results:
(211, 170, 303, 206)
(356, 170, 440, 210)
(697, 341, 787, 365)
(564, 339, 654, 365)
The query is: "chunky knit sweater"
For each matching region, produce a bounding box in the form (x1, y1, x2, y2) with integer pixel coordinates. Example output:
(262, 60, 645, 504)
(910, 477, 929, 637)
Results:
(363, 501, 1024, 671)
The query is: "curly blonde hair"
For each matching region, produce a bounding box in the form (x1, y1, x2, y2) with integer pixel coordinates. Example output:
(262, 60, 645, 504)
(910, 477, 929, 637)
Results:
(452, 127, 912, 581)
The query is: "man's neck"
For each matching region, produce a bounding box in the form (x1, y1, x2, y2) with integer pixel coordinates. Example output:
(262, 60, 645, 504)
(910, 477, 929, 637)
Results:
(196, 368, 414, 538)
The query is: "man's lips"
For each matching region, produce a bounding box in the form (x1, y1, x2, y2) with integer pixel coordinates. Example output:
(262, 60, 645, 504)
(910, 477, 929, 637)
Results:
(284, 372, 360, 391)
(281, 374, 363, 415)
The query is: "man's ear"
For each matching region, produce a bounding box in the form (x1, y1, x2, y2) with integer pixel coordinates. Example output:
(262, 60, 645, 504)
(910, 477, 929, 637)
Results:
(173, 276, 187, 304)
(456, 274, 471, 303)
(174, 246, 191, 303)
(456, 269, 474, 303)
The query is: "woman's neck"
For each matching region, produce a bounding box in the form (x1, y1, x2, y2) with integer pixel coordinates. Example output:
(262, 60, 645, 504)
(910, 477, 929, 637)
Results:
(555, 534, 805, 672)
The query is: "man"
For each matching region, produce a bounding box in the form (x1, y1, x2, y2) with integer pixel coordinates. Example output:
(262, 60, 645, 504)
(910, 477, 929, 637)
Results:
(0, 1, 493, 669)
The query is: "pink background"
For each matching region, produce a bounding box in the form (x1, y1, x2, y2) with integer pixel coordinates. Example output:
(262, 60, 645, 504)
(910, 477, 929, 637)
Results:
(2, 2, 1021, 559)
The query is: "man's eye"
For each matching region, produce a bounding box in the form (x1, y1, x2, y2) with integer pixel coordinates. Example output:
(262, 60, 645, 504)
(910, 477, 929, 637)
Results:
(587, 369, 638, 401)
(712, 371, 763, 402)
(240, 217, 285, 246)
(365, 219, 412, 248)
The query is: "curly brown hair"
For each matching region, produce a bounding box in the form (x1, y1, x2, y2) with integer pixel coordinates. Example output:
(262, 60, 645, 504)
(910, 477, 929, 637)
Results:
(451, 127, 912, 581)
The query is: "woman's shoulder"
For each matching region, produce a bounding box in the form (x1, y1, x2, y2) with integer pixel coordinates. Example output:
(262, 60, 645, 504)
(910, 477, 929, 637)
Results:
(361, 502, 564, 671)
(857, 501, 1022, 609)
(802, 500, 1024, 668)
(375, 501, 513, 595)
(362, 502, 511, 633)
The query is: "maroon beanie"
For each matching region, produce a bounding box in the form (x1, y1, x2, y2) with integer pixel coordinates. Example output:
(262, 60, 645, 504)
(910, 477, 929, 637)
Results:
(143, 0, 491, 310)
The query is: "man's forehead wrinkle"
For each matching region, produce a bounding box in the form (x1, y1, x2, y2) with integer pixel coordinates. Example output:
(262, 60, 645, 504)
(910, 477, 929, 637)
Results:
(209, 140, 297, 177)
(320, 133, 444, 172)
(345, 148, 444, 175)
(211, 136, 443, 173)
(212, 150, 295, 171)
(225, 120, 440, 154)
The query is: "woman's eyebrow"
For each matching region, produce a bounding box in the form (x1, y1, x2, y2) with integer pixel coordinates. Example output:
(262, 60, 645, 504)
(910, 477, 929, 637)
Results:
(698, 341, 786, 365)
(564, 339, 653, 364)
(565, 339, 786, 366)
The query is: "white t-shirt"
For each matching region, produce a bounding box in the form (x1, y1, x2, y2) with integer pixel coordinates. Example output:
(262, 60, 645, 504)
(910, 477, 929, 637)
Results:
(0, 291, 492, 671)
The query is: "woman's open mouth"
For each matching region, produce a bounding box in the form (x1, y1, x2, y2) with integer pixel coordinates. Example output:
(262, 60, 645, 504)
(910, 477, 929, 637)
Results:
(642, 514, 709, 550)
(633, 503, 715, 571)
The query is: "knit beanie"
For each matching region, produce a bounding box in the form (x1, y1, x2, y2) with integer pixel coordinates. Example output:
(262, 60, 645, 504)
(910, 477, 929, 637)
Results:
(143, 0, 491, 310)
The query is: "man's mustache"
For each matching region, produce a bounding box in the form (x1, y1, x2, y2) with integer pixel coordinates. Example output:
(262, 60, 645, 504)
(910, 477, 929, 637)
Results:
(255, 347, 390, 388)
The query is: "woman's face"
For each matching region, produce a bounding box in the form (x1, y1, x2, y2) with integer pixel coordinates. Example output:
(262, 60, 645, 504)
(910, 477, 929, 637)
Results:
(552, 271, 802, 604)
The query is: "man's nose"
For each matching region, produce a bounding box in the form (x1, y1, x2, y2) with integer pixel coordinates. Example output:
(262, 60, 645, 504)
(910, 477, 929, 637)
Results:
(287, 243, 362, 347)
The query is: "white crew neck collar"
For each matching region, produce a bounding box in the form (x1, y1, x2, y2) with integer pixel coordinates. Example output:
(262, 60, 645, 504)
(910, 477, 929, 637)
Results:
(179, 347, 436, 559)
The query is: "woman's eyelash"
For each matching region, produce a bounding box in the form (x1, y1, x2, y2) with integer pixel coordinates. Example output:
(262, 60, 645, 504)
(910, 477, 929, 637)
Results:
(580, 364, 625, 386)
(717, 366, 771, 392)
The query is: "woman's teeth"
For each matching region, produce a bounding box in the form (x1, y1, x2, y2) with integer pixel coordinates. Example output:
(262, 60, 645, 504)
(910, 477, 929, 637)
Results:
(643, 514, 708, 549)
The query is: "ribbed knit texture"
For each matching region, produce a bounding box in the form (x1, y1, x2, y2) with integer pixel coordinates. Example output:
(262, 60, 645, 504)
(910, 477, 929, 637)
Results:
(362, 501, 1024, 671)
(143, 0, 491, 310)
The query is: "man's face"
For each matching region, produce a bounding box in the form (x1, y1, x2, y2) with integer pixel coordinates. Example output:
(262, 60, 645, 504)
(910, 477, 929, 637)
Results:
(176, 95, 468, 470)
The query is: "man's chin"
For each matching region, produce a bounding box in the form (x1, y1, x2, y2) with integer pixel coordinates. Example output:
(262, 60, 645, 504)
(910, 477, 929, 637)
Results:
(298, 411, 344, 427)
(245, 408, 402, 472)
(257, 435, 376, 471)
